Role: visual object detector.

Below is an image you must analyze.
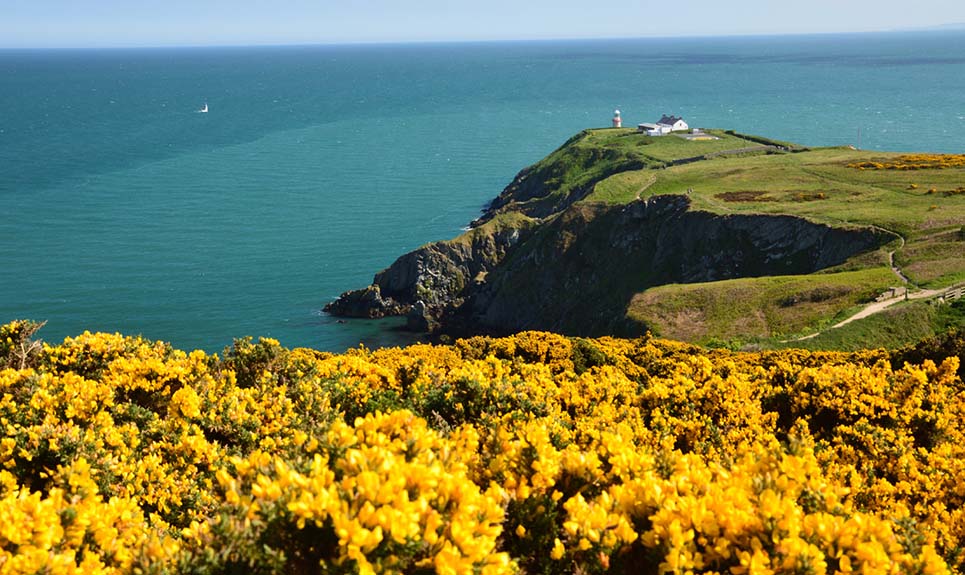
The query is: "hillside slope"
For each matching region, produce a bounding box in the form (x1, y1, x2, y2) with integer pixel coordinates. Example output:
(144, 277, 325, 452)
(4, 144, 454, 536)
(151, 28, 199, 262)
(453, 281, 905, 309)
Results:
(326, 128, 965, 347)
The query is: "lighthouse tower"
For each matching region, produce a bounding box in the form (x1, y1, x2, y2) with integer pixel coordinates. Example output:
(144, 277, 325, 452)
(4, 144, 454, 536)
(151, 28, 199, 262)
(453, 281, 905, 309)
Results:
(612, 109, 622, 128)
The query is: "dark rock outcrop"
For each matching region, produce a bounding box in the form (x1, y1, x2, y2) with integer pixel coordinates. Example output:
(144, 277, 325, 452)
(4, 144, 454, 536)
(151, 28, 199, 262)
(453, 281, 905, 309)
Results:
(324, 129, 893, 338)
(405, 301, 439, 333)
(325, 219, 536, 330)
(325, 194, 890, 337)
(322, 285, 407, 319)
(463, 195, 889, 336)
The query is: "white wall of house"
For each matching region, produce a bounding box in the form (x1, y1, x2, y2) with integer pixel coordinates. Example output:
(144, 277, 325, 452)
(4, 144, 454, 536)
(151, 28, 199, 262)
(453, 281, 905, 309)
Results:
(639, 118, 688, 136)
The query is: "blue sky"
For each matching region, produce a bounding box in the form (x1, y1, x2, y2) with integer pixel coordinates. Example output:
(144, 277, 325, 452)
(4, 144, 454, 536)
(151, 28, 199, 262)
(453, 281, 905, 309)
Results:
(3, 0, 965, 48)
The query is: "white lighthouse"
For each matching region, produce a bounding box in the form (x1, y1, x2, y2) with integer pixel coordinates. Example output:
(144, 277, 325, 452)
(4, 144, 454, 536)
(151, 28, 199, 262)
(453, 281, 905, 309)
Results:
(612, 109, 622, 128)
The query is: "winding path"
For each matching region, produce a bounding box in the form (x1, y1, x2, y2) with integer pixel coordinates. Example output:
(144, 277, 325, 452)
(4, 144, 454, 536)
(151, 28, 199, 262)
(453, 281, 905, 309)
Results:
(872, 225, 911, 285)
(634, 174, 658, 200)
(629, 173, 955, 344)
(787, 227, 964, 342)
(792, 285, 950, 341)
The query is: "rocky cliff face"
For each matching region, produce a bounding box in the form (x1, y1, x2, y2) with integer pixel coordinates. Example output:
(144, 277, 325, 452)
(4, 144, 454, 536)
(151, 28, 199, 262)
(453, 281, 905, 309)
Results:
(325, 194, 889, 337)
(462, 195, 888, 336)
(324, 218, 536, 328)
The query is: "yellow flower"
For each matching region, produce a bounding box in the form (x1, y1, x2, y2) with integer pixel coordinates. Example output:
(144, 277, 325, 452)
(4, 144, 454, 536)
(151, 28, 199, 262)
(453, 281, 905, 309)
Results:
(550, 538, 565, 560)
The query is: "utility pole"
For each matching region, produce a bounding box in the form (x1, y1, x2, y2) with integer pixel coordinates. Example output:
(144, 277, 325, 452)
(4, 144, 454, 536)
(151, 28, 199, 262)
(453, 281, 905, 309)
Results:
(857, 127, 862, 150)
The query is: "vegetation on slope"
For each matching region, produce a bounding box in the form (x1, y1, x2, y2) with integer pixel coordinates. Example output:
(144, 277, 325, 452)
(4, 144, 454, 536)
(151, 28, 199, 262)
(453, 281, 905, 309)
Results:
(585, 138, 965, 344)
(328, 127, 965, 350)
(478, 129, 758, 220)
(780, 297, 965, 352)
(2, 320, 965, 574)
(591, 147, 965, 243)
(626, 267, 899, 344)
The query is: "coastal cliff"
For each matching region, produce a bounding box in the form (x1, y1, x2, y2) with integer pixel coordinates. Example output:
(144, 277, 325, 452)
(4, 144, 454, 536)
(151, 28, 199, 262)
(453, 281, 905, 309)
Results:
(325, 213, 538, 330)
(466, 195, 887, 337)
(326, 193, 886, 337)
(325, 128, 965, 345)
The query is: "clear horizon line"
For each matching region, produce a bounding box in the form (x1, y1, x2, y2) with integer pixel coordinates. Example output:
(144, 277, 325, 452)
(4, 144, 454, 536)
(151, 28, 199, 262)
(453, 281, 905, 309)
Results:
(1, 25, 963, 51)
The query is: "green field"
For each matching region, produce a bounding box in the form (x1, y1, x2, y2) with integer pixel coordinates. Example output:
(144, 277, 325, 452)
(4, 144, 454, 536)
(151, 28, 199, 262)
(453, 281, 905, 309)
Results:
(592, 147, 965, 238)
(578, 129, 965, 347)
(355, 127, 965, 351)
(487, 128, 765, 217)
(776, 297, 965, 351)
(577, 128, 761, 161)
(626, 268, 899, 345)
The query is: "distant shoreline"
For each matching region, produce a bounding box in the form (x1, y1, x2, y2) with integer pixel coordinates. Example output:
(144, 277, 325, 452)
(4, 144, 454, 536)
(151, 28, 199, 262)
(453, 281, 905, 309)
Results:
(3, 27, 964, 52)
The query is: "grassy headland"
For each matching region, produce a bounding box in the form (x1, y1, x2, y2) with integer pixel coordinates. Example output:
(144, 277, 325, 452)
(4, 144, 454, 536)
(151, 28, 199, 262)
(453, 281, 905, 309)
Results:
(561, 129, 965, 346)
(328, 127, 965, 350)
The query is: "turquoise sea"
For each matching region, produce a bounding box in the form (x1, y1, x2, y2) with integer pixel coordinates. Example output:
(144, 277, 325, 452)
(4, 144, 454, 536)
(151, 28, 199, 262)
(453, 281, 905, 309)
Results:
(2, 32, 965, 352)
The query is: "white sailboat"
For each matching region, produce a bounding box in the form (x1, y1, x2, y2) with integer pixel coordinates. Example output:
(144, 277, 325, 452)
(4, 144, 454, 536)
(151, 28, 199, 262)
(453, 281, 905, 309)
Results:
(198, 103, 209, 113)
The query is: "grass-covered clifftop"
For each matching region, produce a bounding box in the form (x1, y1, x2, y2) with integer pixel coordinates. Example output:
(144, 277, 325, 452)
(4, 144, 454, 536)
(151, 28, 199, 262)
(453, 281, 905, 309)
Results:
(327, 128, 965, 350)
(478, 129, 763, 221)
(2, 320, 964, 574)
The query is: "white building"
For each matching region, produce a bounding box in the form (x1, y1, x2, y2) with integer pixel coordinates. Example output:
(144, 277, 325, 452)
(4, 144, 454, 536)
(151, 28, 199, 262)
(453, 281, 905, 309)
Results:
(638, 115, 689, 136)
(637, 122, 664, 135)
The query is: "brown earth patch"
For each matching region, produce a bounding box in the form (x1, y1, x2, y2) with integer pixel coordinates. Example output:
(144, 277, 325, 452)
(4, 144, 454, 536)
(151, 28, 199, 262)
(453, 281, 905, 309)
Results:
(778, 286, 852, 308)
(714, 190, 776, 202)
(790, 191, 828, 202)
(652, 307, 708, 341)
(731, 309, 769, 337)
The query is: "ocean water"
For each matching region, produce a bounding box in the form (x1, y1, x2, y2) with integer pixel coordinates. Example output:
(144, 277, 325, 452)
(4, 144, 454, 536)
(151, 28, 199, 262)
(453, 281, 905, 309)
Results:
(2, 32, 965, 352)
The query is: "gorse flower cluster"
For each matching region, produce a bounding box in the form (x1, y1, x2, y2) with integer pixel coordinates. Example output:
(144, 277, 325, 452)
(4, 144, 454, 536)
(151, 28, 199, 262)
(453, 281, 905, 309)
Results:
(848, 154, 965, 170)
(1, 321, 963, 574)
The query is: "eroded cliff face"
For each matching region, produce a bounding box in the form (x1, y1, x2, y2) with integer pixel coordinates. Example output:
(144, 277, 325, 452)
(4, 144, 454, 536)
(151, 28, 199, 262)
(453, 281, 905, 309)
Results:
(463, 195, 889, 336)
(323, 218, 536, 329)
(325, 194, 890, 337)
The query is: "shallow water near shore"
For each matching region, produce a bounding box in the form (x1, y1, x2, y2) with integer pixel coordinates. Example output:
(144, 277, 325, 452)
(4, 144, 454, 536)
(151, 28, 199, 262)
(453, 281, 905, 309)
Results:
(2, 32, 965, 352)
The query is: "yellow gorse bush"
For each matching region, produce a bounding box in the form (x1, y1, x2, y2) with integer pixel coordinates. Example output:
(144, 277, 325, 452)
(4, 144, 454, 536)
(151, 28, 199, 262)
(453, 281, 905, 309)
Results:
(0, 322, 963, 574)
(848, 154, 965, 170)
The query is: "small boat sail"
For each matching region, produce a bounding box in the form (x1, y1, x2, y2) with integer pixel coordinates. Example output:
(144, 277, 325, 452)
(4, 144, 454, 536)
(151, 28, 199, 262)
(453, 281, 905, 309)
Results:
(198, 103, 209, 113)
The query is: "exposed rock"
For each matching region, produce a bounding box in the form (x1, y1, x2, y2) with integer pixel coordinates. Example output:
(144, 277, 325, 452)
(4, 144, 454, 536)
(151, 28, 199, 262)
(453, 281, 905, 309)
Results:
(464, 195, 889, 337)
(325, 218, 536, 323)
(406, 301, 440, 333)
(322, 285, 408, 319)
(326, 193, 889, 337)
(324, 129, 894, 339)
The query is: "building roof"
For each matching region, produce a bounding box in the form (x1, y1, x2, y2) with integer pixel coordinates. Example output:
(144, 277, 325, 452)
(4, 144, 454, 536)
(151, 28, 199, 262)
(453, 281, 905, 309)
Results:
(658, 115, 684, 126)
